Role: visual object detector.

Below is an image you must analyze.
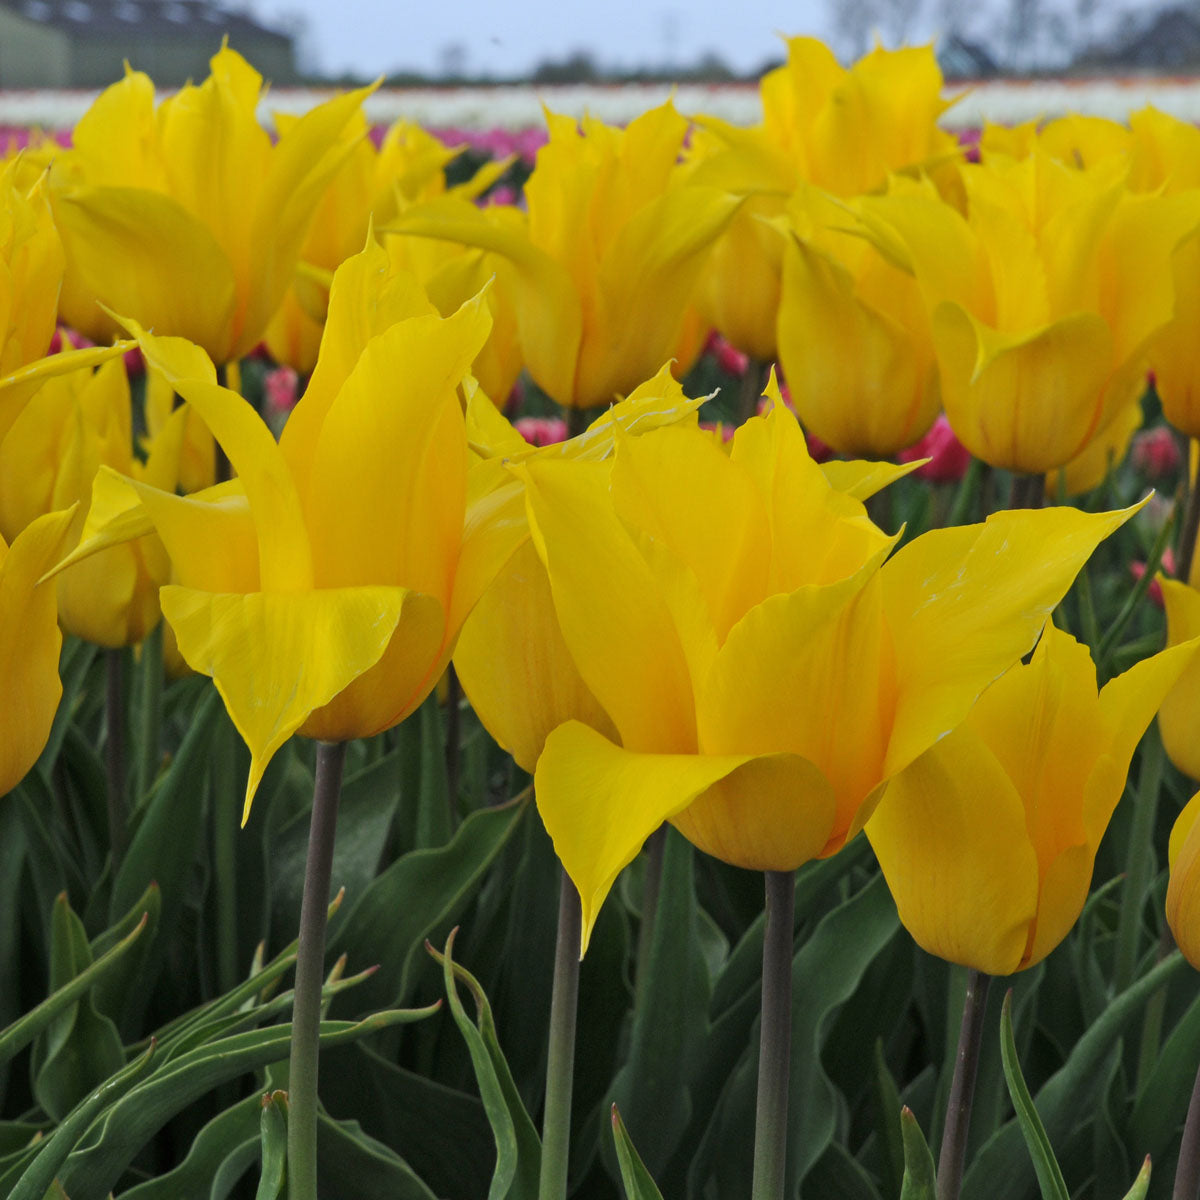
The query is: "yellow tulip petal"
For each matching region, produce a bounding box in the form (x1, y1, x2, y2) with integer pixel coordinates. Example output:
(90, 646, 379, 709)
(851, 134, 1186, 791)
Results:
(120, 316, 312, 592)
(388, 198, 583, 406)
(0, 507, 77, 795)
(867, 724, 1039, 976)
(731, 403, 896, 592)
(881, 502, 1139, 777)
(54, 188, 237, 361)
(610, 422, 770, 641)
(521, 457, 697, 754)
(161, 583, 410, 820)
(574, 186, 740, 407)
(1167, 788, 1200, 967)
(1160, 579, 1200, 781)
(304, 299, 486, 597)
(819, 457, 924, 501)
(454, 539, 617, 772)
(534, 719, 778, 954)
(697, 561, 892, 852)
(933, 303, 1113, 472)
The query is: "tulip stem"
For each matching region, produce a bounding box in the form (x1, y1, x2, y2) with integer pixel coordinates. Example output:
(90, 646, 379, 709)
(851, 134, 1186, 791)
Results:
(1174, 1056, 1200, 1199)
(1179, 438, 1200, 586)
(212, 716, 241, 996)
(444, 664, 461, 830)
(937, 968, 992, 1200)
(1008, 473, 1045, 510)
(565, 406, 590, 439)
(105, 649, 127, 867)
(738, 359, 767, 425)
(752, 868, 795, 1200)
(135, 623, 163, 802)
(634, 824, 667, 1003)
(540, 868, 581, 1200)
(287, 739, 348, 1200)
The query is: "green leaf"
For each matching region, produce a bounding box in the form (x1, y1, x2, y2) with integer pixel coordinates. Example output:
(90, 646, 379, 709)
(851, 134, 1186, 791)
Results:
(89, 882, 161, 1033)
(109, 686, 223, 927)
(255, 1090, 288, 1199)
(1130, 986, 1200, 1161)
(315, 1112, 438, 1200)
(35, 637, 100, 782)
(416, 691, 452, 849)
(999, 990, 1070, 1200)
(608, 827, 708, 1176)
(898, 1107, 937, 1200)
(31, 895, 127, 1120)
(117, 1094, 261, 1198)
(319, 1043, 494, 1199)
(963, 952, 1187, 1200)
(0, 908, 146, 1070)
(875, 1039, 906, 1200)
(331, 792, 530, 1010)
(430, 929, 540, 1200)
(6, 1042, 155, 1200)
(1120, 1156, 1151, 1200)
(805, 1140, 884, 1200)
(611, 1104, 665, 1200)
(57, 1009, 435, 1200)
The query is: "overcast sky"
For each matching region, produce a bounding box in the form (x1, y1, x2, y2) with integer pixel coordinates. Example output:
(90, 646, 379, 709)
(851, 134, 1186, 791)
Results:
(248, 0, 906, 79)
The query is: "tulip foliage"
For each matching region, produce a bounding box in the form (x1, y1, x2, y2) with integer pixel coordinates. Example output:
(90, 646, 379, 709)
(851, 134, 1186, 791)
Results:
(6, 35, 1200, 1200)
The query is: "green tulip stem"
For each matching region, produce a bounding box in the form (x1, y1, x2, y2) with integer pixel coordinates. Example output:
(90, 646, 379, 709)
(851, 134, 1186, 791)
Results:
(287, 738, 348, 1200)
(752, 868, 796, 1200)
(105, 648, 127, 866)
(1179, 437, 1200, 586)
(634, 824, 667, 1004)
(937, 968, 992, 1200)
(1174, 1057, 1200, 1199)
(540, 868, 581, 1200)
(212, 717, 241, 996)
(737, 359, 767, 425)
(1008, 473, 1045, 511)
(565, 406, 590, 439)
(135, 623, 163, 803)
(1115, 727, 1164, 994)
(444, 664, 461, 831)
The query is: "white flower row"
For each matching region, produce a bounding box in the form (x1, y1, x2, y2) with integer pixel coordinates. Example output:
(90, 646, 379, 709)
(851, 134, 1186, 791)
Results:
(4, 76, 1200, 132)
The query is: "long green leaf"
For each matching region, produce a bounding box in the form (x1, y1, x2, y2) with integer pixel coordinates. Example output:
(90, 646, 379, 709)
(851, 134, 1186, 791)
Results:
(998, 990, 1070, 1200)
(611, 1105, 665, 1200)
(8, 1042, 155, 1200)
(332, 792, 529, 1009)
(58, 1009, 435, 1200)
(963, 951, 1188, 1199)
(1121, 1156, 1151, 1200)
(898, 1107, 937, 1200)
(0, 911, 147, 1068)
(255, 1090, 288, 1199)
(430, 930, 540, 1200)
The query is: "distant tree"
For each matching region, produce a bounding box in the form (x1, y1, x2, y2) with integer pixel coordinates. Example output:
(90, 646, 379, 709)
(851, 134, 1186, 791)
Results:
(829, 0, 877, 59)
(531, 50, 600, 84)
(878, 0, 923, 45)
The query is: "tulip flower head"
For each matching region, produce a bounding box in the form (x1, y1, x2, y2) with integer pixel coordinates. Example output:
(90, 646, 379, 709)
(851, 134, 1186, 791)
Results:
(0, 507, 77, 796)
(48, 45, 373, 365)
(868, 625, 1197, 975)
(391, 101, 739, 410)
(61, 240, 522, 819)
(1167, 788, 1200, 969)
(528, 384, 1143, 952)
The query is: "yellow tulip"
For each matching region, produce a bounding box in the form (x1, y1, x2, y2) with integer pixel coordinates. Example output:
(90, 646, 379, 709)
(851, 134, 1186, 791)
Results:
(0, 161, 63, 376)
(47, 46, 371, 365)
(1159, 578, 1200, 782)
(390, 101, 739, 410)
(0, 507, 77, 796)
(776, 184, 941, 457)
(453, 365, 707, 772)
(683, 39, 960, 359)
(62, 240, 521, 818)
(868, 625, 1196, 975)
(0, 355, 200, 647)
(264, 112, 511, 377)
(526, 395, 1140, 952)
(1167, 788, 1200, 968)
(855, 152, 1200, 471)
(1045, 397, 1143, 498)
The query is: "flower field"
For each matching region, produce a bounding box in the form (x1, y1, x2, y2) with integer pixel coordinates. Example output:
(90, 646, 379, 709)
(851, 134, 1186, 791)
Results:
(5, 32, 1200, 1200)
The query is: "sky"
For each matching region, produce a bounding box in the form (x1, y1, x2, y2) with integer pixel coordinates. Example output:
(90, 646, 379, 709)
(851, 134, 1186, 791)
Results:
(249, 0, 870, 79)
